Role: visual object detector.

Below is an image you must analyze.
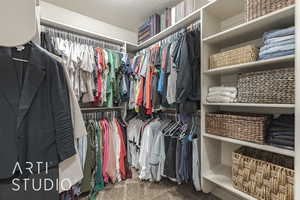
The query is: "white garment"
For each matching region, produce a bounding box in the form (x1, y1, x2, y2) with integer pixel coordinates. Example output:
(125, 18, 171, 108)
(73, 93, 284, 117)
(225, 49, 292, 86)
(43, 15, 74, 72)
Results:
(192, 139, 201, 191)
(206, 95, 236, 103)
(140, 54, 149, 78)
(207, 91, 237, 99)
(127, 119, 143, 169)
(112, 119, 122, 182)
(149, 132, 166, 182)
(208, 86, 237, 94)
(139, 120, 161, 180)
(207, 86, 237, 103)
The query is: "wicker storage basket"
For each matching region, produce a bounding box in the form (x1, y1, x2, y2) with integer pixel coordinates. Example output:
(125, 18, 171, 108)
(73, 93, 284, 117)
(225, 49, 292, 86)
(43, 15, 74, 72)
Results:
(232, 146, 294, 200)
(205, 112, 271, 144)
(247, 0, 295, 21)
(209, 45, 258, 69)
(237, 67, 295, 104)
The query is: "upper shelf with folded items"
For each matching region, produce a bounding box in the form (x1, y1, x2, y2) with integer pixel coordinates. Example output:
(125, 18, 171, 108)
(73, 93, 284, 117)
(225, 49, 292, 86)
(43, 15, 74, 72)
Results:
(202, 0, 295, 48)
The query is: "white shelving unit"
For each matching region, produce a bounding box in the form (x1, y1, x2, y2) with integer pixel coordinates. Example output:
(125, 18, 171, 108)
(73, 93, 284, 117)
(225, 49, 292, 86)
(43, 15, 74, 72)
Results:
(203, 5, 295, 48)
(203, 133, 295, 157)
(204, 55, 295, 75)
(203, 165, 256, 200)
(201, 0, 296, 199)
(204, 102, 295, 108)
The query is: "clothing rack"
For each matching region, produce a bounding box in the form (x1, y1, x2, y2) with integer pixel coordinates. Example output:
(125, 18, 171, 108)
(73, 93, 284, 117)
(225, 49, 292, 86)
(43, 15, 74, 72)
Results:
(82, 109, 122, 120)
(81, 106, 124, 113)
(138, 20, 201, 55)
(41, 25, 125, 53)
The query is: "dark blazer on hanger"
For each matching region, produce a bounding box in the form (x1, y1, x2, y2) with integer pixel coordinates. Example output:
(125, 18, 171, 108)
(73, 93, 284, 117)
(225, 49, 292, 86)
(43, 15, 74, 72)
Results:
(0, 43, 76, 179)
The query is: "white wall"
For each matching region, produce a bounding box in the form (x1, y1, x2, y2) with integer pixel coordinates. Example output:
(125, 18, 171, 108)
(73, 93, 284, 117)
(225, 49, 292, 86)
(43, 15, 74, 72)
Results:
(40, 1, 137, 44)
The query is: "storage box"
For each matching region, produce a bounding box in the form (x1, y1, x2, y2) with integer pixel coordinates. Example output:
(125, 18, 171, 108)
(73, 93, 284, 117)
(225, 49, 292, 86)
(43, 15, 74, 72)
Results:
(209, 45, 258, 69)
(232, 146, 294, 200)
(205, 112, 271, 144)
(237, 67, 295, 104)
(247, 0, 295, 21)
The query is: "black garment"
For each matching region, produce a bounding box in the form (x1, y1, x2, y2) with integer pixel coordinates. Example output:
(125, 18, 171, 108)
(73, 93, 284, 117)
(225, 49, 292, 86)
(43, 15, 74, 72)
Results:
(41, 32, 60, 56)
(0, 43, 75, 179)
(164, 137, 177, 179)
(176, 30, 201, 103)
(267, 114, 294, 149)
(0, 166, 59, 200)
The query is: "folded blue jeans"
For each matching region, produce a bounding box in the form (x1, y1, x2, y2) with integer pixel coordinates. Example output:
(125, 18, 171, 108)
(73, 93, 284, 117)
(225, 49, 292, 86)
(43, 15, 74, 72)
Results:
(260, 39, 295, 52)
(259, 44, 295, 57)
(263, 26, 295, 40)
(259, 49, 295, 60)
(264, 35, 295, 45)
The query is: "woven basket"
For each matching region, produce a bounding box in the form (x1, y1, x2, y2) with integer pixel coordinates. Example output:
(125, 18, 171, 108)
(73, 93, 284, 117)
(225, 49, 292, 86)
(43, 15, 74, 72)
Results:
(247, 0, 295, 21)
(232, 146, 294, 200)
(237, 67, 295, 104)
(205, 112, 271, 144)
(209, 45, 258, 69)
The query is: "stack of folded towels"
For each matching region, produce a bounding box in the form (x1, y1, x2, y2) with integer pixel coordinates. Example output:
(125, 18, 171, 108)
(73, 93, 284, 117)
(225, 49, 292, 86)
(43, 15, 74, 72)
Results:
(206, 87, 237, 103)
(267, 114, 294, 150)
(259, 26, 295, 60)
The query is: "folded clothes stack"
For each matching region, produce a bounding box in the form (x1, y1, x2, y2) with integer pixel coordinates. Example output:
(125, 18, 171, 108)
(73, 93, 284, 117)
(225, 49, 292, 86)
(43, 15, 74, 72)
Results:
(206, 87, 237, 103)
(259, 26, 295, 60)
(267, 114, 294, 150)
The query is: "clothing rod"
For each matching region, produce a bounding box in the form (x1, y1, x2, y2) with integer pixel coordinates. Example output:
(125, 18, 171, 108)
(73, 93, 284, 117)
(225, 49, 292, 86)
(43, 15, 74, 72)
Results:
(42, 24, 124, 52)
(40, 17, 126, 47)
(139, 19, 201, 53)
(81, 107, 124, 112)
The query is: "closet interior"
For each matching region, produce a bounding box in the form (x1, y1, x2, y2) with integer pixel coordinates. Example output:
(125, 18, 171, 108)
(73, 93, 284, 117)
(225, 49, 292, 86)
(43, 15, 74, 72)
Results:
(0, 0, 299, 199)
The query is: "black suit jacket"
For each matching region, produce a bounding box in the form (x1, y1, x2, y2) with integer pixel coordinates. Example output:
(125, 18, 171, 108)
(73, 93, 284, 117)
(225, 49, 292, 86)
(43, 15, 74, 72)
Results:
(0, 43, 76, 179)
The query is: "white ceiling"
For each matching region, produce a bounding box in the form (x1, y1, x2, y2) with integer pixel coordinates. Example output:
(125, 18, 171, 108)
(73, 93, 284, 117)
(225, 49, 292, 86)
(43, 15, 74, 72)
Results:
(42, 0, 182, 32)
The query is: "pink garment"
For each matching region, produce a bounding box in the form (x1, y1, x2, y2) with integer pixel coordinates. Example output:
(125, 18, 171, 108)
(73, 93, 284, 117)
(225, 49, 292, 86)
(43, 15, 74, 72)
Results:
(115, 119, 126, 180)
(106, 121, 117, 183)
(101, 120, 109, 183)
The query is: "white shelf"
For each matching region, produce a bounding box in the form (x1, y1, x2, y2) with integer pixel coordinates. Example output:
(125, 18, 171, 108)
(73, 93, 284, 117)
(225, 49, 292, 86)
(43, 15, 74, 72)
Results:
(127, 8, 201, 52)
(204, 55, 295, 75)
(203, 133, 295, 157)
(41, 17, 125, 46)
(203, 5, 295, 47)
(204, 102, 295, 109)
(203, 165, 256, 200)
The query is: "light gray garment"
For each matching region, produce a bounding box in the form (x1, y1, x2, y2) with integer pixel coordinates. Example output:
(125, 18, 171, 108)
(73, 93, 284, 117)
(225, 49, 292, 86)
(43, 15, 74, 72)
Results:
(139, 120, 161, 180)
(149, 131, 166, 182)
(192, 138, 201, 191)
(140, 53, 149, 77)
(166, 43, 177, 104)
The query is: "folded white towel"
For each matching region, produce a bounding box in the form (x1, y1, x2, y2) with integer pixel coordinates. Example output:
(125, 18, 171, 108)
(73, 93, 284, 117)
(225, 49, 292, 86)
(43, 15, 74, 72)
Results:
(207, 91, 237, 99)
(208, 87, 237, 94)
(207, 95, 236, 103)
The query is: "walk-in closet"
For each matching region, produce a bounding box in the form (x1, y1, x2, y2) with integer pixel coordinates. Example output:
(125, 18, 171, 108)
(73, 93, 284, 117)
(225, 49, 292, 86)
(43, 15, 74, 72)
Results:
(0, 0, 298, 200)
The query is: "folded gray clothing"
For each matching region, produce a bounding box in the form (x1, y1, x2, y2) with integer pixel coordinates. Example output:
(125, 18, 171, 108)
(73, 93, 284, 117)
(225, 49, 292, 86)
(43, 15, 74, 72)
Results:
(267, 138, 294, 147)
(268, 135, 294, 141)
(268, 131, 294, 137)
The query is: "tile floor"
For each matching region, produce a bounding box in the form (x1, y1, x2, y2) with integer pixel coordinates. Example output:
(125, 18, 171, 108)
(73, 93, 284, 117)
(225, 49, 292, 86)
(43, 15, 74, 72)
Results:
(81, 170, 219, 200)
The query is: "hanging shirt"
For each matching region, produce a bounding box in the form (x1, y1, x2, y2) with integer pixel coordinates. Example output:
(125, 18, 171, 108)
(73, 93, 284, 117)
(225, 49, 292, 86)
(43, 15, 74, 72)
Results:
(139, 120, 161, 180)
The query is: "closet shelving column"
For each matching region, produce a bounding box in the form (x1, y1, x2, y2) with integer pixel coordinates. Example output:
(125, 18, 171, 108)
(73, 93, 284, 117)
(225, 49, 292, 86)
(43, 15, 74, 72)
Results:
(200, 0, 296, 199)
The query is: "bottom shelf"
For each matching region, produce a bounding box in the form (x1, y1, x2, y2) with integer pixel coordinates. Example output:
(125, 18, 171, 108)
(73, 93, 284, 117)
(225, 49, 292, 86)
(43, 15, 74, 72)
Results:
(203, 165, 256, 200)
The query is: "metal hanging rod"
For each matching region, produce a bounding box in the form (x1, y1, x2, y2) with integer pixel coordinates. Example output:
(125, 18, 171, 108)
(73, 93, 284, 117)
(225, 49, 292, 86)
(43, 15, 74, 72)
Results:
(41, 24, 125, 52)
(81, 106, 124, 113)
(138, 19, 201, 54)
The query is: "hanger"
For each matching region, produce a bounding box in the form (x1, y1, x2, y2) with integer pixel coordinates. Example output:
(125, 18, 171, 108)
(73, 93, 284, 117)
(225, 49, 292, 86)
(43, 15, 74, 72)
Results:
(12, 43, 32, 63)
